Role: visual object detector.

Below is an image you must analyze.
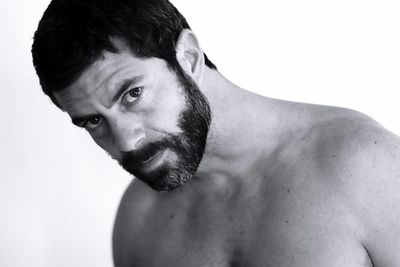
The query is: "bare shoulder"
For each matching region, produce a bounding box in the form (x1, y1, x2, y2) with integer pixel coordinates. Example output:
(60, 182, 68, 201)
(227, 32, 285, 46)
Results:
(309, 106, 400, 170)
(308, 106, 400, 266)
(112, 179, 158, 266)
(311, 106, 400, 186)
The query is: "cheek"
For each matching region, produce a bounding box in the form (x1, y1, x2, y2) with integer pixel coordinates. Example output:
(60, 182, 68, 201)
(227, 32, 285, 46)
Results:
(90, 131, 121, 160)
(146, 90, 186, 134)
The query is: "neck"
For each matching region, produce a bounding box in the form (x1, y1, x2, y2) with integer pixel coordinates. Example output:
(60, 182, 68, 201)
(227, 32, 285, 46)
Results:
(195, 68, 286, 180)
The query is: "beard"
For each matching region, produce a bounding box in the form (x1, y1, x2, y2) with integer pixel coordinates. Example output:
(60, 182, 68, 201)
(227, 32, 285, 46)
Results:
(119, 66, 211, 191)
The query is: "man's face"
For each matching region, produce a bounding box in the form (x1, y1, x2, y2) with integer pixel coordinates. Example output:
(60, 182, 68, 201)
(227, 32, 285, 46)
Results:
(54, 48, 211, 191)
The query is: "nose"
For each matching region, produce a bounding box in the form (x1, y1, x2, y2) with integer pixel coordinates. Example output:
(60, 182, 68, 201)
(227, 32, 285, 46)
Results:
(108, 115, 145, 152)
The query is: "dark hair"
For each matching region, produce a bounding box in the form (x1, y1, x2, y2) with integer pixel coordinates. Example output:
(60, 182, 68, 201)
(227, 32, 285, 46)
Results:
(32, 0, 217, 107)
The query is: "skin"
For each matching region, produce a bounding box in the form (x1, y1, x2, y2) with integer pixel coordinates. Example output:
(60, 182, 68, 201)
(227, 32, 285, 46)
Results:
(55, 31, 400, 267)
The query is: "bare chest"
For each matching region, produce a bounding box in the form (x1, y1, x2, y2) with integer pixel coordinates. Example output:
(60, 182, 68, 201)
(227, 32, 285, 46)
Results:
(127, 216, 372, 267)
(119, 179, 372, 267)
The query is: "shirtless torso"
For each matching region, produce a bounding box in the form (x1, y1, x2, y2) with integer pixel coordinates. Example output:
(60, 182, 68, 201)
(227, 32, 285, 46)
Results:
(113, 104, 400, 267)
(32, 1, 400, 266)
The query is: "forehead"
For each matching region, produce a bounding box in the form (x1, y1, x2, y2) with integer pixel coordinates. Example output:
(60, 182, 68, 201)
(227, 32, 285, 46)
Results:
(54, 47, 166, 111)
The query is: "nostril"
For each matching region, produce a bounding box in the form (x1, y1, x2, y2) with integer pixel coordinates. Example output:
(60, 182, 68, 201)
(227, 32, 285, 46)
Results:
(109, 118, 145, 152)
(135, 136, 145, 148)
(114, 133, 145, 153)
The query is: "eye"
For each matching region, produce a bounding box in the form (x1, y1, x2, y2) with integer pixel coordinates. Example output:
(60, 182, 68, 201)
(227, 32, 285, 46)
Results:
(84, 116, 102, 130)
(123, 87, 142, 103)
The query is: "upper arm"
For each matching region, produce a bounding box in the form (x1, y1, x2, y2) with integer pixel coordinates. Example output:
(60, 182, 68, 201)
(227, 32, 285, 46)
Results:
(112, 180, 154, 267)
(356, 135, 400, 267)
(113, 182, 136, 267)
(324, 122, 400, 266)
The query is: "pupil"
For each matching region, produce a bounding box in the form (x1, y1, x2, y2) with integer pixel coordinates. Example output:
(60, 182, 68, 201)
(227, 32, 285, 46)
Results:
(90, 117, 99, 124)
(130, 88, 141, 97)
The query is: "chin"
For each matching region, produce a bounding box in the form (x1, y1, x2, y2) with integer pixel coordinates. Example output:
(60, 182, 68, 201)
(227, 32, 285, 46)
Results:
(139, 165, 195, 192)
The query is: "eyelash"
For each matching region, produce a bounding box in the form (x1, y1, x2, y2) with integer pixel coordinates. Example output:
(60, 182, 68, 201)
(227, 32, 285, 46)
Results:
(83, 116, 103, 130)
(81, 87, 143, 130)
(122, 87, 143, 104)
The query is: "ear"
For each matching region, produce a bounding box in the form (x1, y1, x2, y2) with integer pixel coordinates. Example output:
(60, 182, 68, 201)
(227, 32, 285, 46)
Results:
(175, 29, 205, 84)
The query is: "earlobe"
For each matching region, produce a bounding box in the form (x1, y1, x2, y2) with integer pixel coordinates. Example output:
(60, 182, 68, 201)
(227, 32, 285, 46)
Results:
(175, 29, 205, 84)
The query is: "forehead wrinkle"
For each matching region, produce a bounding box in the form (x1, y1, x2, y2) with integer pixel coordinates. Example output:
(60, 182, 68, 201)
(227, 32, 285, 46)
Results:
(96, 62, 132, 92)
(96, 64, 133, 107)
(58, 50, 146, 112)
(65, 59, 132, 106)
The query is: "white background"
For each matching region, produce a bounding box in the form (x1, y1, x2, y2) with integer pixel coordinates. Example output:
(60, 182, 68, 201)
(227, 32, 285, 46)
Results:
(1, 0, 399, 266)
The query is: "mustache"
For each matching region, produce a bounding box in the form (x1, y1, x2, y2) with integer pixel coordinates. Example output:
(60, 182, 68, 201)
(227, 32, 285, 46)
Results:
(120, 137, 180, 169)
(121, 141, 165, 166)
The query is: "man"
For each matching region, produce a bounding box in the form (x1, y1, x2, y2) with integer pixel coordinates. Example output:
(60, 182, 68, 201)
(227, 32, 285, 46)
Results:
(32, 0, 400, 266)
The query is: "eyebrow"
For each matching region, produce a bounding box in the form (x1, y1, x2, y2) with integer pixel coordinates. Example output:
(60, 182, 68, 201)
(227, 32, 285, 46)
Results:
(111, 76, 142, 104)
(70, 75, 144, 127)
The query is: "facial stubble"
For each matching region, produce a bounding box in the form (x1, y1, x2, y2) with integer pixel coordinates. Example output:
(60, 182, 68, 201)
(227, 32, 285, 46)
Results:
(119, 67, 211, 191)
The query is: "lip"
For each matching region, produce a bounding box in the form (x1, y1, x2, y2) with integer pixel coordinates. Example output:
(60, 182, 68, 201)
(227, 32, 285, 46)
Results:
(138, 149, 166, 170)
(140, 150, 162, 164)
